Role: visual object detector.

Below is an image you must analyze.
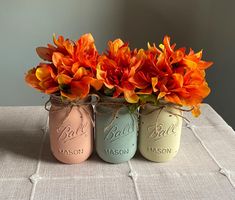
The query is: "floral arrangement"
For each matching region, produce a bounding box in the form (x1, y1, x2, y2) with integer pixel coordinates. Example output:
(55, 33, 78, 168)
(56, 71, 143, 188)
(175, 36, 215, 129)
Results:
(25, 33, 212, 116)
(25, 33, 103, 100)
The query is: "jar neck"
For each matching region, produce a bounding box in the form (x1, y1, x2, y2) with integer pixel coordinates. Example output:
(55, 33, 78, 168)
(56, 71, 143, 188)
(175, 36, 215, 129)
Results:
(50, 94, 91, 107)
(99, 95, 126, 103)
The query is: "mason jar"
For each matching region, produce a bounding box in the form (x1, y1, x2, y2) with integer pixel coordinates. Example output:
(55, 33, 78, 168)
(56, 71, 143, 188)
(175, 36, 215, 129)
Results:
(139, 104, 183, 162)
(49, 95, 93, 164)
(95, 97, 138, 164)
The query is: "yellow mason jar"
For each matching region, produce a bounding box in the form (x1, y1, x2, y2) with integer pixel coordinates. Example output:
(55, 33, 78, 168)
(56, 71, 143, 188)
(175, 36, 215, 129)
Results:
(139, 104, 183, 162)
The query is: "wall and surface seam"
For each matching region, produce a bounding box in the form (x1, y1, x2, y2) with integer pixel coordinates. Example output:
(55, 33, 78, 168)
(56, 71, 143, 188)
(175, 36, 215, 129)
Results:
(0, 0, 234, 128)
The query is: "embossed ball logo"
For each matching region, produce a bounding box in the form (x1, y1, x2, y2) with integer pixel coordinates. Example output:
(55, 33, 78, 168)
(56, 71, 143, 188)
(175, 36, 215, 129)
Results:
(147, 123, 177, 141)
(57, 123, 88, 143)
(104, 123, 133, 143)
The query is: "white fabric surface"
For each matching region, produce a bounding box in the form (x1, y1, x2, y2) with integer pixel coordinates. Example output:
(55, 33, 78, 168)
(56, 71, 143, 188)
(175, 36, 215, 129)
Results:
(0, 104, 234, 200)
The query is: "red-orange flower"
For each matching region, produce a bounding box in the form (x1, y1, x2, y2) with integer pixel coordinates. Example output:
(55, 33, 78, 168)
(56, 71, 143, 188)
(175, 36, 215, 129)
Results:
(96, 39, 139, 103)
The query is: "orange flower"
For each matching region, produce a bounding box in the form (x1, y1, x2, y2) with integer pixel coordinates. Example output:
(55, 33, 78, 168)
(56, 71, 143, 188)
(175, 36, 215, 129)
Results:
(36, 33, 98, 73)
(25, 63, 59, 94)
(25, 34, 212, 115)
(25, 33, 103, 100)
(57, 69, 102, 100)
(97, 39, 139, 103)
(156, 36, 213, 74)
(154, 36, 213, 116)
(129, 44, 161, 95)
(156, 70, 210, 116)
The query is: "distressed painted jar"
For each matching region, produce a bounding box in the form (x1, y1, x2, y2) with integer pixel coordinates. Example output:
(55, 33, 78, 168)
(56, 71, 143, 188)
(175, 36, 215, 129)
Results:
(139, 104, 183, 162)
(49, 95, 93, 164)
(95, 97, 138, 164)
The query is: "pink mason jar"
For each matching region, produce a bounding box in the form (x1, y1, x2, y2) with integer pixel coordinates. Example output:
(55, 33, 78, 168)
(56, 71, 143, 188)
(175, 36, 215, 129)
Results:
(48, 95, 93, 164)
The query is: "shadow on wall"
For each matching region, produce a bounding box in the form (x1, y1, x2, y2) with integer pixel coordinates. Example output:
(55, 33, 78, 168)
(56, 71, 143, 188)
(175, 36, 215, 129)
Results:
(120, 0, 212, 48)
(120, 0, 235, 128)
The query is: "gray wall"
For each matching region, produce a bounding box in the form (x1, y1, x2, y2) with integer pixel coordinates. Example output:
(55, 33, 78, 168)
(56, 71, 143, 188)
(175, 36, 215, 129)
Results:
(0, 0, 234, 128)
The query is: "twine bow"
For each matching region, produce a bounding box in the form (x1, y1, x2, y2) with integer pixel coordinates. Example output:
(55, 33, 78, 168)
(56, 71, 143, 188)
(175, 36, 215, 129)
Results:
(45, 94, 192, 133)
(44, 94, 100, 128)
(140, 103, 193, 124)
(95, 100, 138, 133)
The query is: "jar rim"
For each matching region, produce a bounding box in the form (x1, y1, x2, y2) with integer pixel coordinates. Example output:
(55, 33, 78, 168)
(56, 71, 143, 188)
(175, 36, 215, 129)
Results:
(99, 95, 126, 103)
(50, 94, 91, 106)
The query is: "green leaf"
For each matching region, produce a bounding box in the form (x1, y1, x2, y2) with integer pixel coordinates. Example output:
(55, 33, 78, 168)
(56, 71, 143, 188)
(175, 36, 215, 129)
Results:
(139, 94, 158, 105)
(128, 103, 139, 113)
(59, 84, 69, 91)
(61, 95, 67, 102)
(103, 87, 115, 96)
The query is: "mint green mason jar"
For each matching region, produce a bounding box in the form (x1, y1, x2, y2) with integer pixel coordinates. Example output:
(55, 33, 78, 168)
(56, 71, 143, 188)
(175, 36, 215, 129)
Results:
(95, 97, 138, 164)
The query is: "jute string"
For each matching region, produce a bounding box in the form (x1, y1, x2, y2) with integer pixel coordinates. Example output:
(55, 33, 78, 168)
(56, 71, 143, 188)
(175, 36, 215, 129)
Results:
(95, 101, 138, 133)
(44, 94, 193, 132)
(44, 94, 100, 127)
(140, 103, 194, 124)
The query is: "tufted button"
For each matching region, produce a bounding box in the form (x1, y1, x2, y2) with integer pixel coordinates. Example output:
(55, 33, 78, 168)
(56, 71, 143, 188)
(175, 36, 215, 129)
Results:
(186, 123, 196, 130)
(219, 168, 231, 177)
(29, 174, 41, 184)
(129, 170, 138, 181)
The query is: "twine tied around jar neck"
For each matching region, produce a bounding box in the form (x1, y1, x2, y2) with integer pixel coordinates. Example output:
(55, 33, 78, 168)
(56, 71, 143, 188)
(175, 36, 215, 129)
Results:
(44, 94, 100, 128)
(95, 100, 138, 133)
(44, 94, 193, 131)
(140, 103, 194, 124)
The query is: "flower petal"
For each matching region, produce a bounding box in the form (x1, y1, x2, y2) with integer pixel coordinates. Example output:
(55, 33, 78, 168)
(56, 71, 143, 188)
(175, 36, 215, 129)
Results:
(198, 61, 213, 70)
(164, 94, 182, 105)
(136, 87, 152, 94)
(53, 34, 64, 49)
(71, 62, 80, 74)
(108, 39, 124, 55)
(71, 80, 90, 99)
(25, 69, 40, 88)
(90, 78, 103, 91)
(57, 74, 72, 85)
(52, 52, 63, 68)
(124, 90, 139, 103)
(73, 67, 88, 80)
(36, 47, 54, 61)
(192, 105, 201, 117)
(151, 77, 158, 92)
(45, 86, 59, 94)
(170, 49, 185, 64)
(158, 92, 167, 99)
(182, 58, 198, 69)
(172, 73, 184, 88)
(64, 40, 74, 56)
(60, 91, 77, 100)
(163, 36, 174, 54)
(35, 65, 51, 81)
